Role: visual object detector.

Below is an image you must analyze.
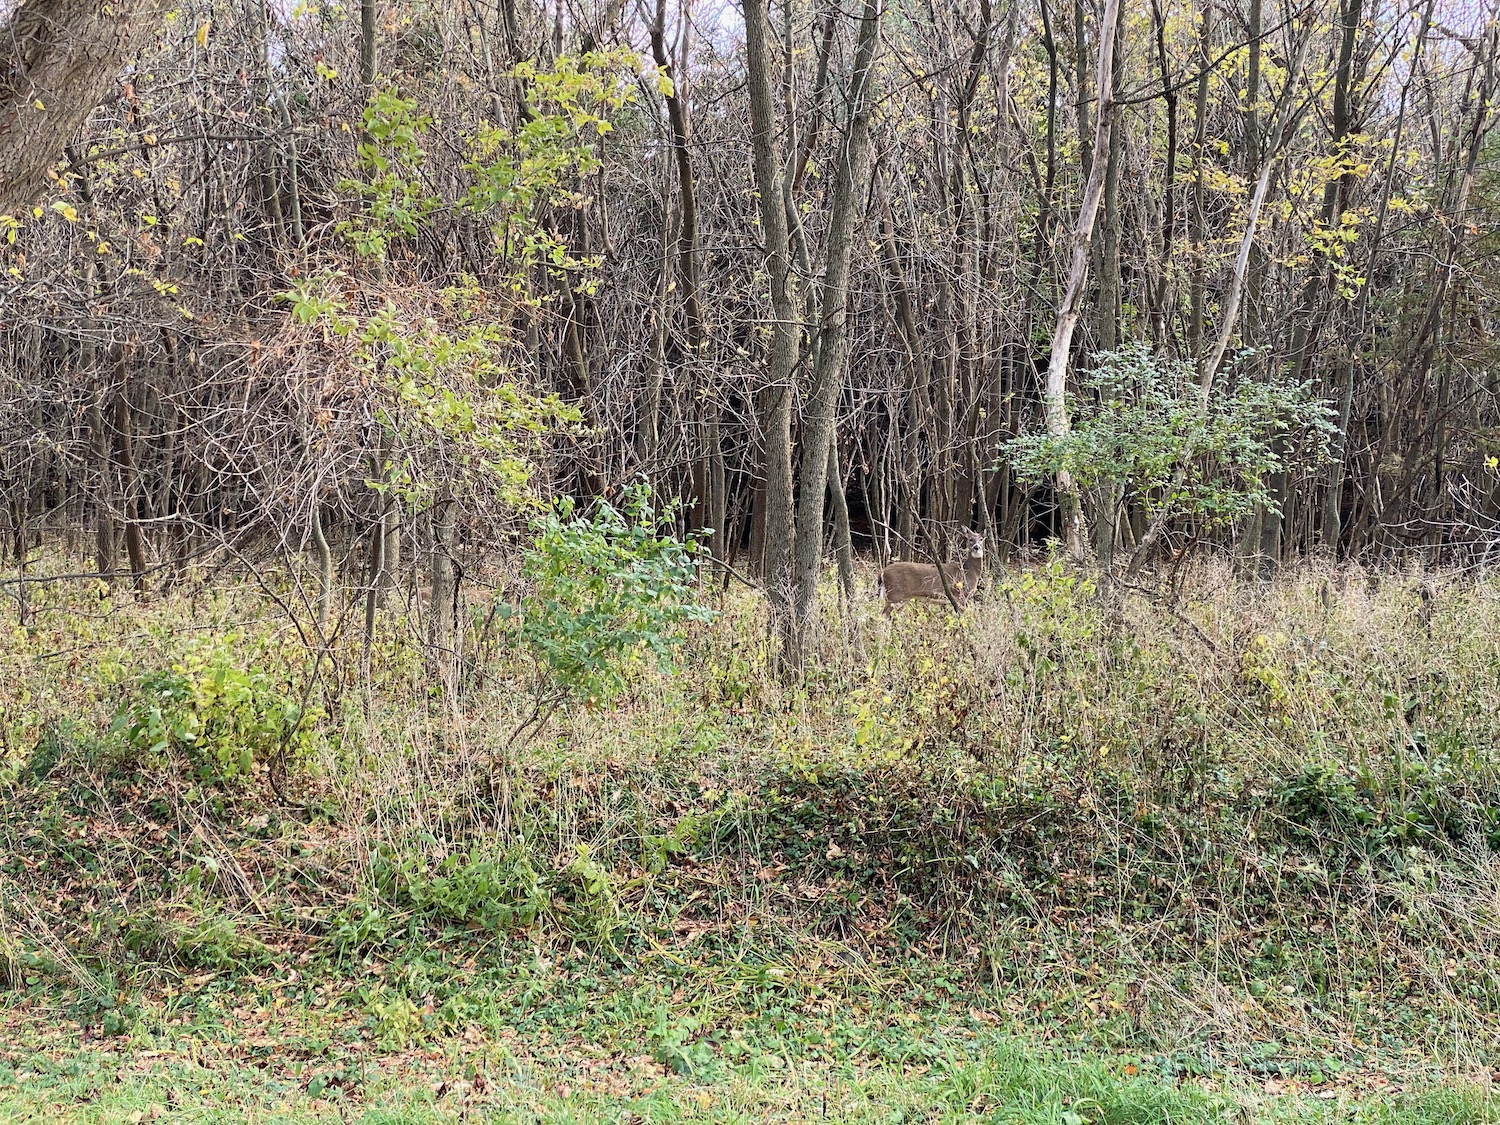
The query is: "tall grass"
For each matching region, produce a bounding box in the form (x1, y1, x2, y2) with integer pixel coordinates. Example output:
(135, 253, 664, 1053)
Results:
(6, 555, 1500, 1065)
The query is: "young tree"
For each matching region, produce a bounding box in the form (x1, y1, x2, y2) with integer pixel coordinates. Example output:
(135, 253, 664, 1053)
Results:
(791, 0, 882, 641)
(1043, 0, 1120, 561)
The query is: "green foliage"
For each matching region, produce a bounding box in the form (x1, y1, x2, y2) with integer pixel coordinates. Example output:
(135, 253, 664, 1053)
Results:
(464, 48, 640, 284)
(1006, 343, 1336, 527)
(510, 482, 715, 705)
(337, 53, 641, 272)
(641, 812, 702, 874)
(111, 909, 267, 972)
(326, 901, 391, 957)
(366, 837, 621, 946)
(336, 89, 438, 259)
(17, 558, 1500, 1112)
(375, 842, 547, 936)
(109, 638, 318, 782)
(169, 917, 267, 971)
(649, 1007, 719, 1077)
(282, 271, 580, 508)
(0, 930, 49, 992)
(364, 987, 424, 1048)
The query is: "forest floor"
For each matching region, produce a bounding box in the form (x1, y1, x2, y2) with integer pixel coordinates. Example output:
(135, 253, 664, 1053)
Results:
(4, 554, 1500, 1122)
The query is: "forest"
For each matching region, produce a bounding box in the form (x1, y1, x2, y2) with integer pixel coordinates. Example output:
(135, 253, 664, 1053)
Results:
(5, 0, 1500, 1120)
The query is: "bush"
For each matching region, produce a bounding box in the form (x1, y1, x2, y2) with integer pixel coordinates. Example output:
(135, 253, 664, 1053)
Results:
(110, 637, 320, 782)
(508, 482, 715, 709)
(1005, 343, 1335, 540)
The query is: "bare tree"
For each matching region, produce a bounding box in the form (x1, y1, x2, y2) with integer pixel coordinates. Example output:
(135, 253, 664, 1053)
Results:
(791, 0, 882, 642)
(1043, 0, 1120, 561)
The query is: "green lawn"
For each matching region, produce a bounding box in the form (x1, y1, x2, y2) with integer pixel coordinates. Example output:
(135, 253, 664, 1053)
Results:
(2, 969, 1495, 1124)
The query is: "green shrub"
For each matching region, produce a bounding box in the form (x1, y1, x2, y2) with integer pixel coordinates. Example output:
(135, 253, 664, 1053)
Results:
(508, 482, 715, 709)
(376, 842, 547, 935)
(110, 638, 320, 782)
(1005, 344, 1335, 566)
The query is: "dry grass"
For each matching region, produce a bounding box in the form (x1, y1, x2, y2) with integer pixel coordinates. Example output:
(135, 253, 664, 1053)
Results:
(6, 553, 1500, 1068)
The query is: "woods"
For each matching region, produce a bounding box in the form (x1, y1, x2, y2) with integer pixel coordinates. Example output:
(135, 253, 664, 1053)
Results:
(2, 0, 1499, 628)
(11, 2, 1500, 1120)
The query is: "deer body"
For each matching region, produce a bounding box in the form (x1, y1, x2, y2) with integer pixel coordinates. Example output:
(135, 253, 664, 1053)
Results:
(878, 530, 985, 614)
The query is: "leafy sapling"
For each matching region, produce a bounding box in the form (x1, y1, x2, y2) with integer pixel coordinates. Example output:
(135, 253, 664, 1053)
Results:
(503, 482, 715, 745)
(1005, 344, 1335, 573)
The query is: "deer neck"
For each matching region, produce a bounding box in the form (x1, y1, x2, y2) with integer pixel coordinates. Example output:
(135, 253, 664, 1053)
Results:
(962, 552, 983, 593)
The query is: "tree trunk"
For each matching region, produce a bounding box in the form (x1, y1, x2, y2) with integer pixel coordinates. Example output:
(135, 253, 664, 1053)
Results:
(1043, 0, 1119, 562)
(1325, 0, 1433, 550)
(828, 442, 856, 603)
(428, 495, 458, 698)
(790, 0, 882, 641)
(1131, 26, 1314, 579)
(89, 389, 115, 581)
(360, 0, 378, 89)
(1187, 0, 1213, 364)
(0, 0, 159, 216)
(112, 375, 148, 591)
(1269, 0, 1363, 564)
(311, 498, 334, 636)
(742, 0, 799, 620)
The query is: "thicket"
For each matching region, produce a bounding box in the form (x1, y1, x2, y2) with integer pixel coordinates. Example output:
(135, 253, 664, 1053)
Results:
(5, 0, 1500, 646)
(7, 0, 1500, 1114)
(6, 552, 1500, 1065)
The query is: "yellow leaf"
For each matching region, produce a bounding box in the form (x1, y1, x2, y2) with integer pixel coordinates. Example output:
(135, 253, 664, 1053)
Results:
(196, 20, 210, 46)
(32, 99, 44, 111)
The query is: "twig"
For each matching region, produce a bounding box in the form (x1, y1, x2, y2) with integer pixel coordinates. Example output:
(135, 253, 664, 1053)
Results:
(1114, 576, 1220, 653)
(701, 552, 760, 592)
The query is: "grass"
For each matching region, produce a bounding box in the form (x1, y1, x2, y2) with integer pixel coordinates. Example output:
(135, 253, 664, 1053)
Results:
(2, 974, 1495, 1123)
(5, 551, 1500, 1120)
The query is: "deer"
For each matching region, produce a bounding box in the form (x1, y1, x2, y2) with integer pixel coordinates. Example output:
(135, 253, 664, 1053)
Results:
(878, 529, 986, 614)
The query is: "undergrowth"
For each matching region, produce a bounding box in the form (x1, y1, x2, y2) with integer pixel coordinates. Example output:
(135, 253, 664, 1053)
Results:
(5, 553, 1500, 1117)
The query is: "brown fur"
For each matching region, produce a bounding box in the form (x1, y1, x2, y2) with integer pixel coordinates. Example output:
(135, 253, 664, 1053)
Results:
(879, 530, 985, 614)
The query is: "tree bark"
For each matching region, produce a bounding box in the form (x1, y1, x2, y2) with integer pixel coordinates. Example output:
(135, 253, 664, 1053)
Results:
(791, 0, 882, 639)
(1043, 0, 1119, 562)
(311, 498, 334, 636)
(742, 0, 799, 618)
(360, 0, 378, 90)
(0, 0, 159, 216)
(428, 495, 458, 698)
(1187, 0, 1213, 363)
(112, 372, 147, 591)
